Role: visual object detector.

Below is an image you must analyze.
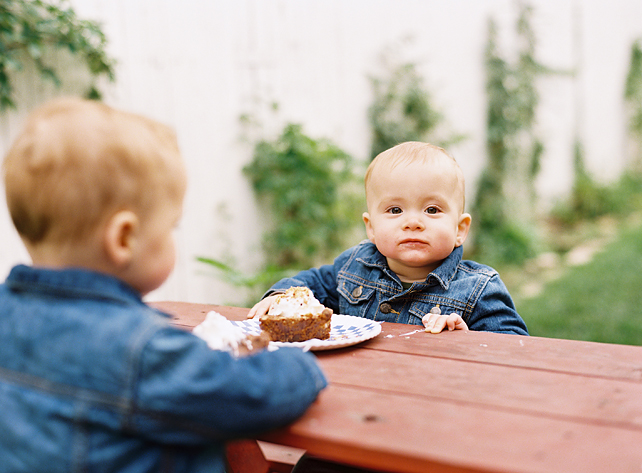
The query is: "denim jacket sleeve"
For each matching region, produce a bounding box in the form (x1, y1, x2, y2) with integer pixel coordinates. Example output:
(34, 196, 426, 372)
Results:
(462, 271, 529, 335)
(132, 325, 327, 442)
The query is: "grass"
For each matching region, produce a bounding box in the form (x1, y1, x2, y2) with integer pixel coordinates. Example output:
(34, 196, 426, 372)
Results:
(513, 220, 642, 345)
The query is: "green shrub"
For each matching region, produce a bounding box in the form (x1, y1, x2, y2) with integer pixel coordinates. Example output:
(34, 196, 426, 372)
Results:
(0, 0, 115, 110)
(471, 4, 548, 266)
(199, 122, 364, 305)
(368, 62, 443, 160)
(243, 123, 363, 269)
(551, 142, 642, 225)
(625, 38, 642, 170)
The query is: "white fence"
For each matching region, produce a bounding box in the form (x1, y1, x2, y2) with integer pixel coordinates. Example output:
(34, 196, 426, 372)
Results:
(1, 0, 641, 305)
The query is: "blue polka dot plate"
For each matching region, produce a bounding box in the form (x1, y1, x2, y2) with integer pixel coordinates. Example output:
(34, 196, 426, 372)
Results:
(231, 314, 382, 351)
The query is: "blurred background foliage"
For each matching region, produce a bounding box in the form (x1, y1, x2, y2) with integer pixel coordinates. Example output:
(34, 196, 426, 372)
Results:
(4, 1, 642, 344)
(203, 0, 642, 345)
(367, 48, 467, 161)
(517, 219, 642, 344)
(242, 123, 363, 271)
(469, 3, 547, 268)
(0, 0, 115, 110)
(368, 61, 443, 161)
(625, 39, 642, 172)
(199, 120, 364, 304)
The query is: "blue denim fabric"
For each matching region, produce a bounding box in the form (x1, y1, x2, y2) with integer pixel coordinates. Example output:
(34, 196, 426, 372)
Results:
(0, 265, 327, 473)
(270, 241, 528, 335)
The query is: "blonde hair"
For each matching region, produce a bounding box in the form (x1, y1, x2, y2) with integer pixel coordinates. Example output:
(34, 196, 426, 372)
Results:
(3, 97, 186, 245)
(365, 141, 466, 211)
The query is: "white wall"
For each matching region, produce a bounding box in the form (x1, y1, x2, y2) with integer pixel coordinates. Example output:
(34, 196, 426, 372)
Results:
(1, 0, 641, 305)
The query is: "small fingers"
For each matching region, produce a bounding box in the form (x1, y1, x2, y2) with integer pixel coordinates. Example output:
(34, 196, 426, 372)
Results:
(445, 313, 468, 331)
(423, 314, 448, 333)
(247, 297, 275, 319)
(424, 313, 467, 333)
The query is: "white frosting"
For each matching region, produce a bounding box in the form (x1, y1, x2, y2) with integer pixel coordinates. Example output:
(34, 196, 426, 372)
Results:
(193, 311, 246, 353)
(267, 287, 325, 317)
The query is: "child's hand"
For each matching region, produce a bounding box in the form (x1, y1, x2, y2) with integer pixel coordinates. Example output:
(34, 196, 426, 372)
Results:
(422, 308, 468, 333)
(247, 295, 278, 319)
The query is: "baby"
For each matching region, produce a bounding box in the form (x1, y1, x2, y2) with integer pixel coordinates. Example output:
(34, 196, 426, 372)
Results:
(0, 97, 326, 472)
(250, 141, 528, 336)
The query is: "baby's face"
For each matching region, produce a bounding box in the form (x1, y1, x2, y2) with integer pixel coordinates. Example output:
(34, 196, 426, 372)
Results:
(363, 156, 470, 282)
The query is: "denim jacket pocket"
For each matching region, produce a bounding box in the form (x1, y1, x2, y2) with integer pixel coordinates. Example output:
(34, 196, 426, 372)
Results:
(408, 298, 468, 325)
(337, 277, 377, 319)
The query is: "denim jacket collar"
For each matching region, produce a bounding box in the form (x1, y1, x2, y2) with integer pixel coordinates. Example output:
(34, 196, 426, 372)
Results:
(357, 245, 463, 290)
(6, 265, 152, 310)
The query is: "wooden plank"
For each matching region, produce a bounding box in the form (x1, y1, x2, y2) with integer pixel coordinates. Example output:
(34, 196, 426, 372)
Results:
(258, 442, 304, 473)
(365, 322, 642, 382)
(225, 439, 270, 473)
(156, 302, 642, 382)
(159, 302, 642, 472)
(151, 301, 249, 327)
(260, 384, 642, 473)
(154, 301, 642, 381)
(316, 347, 642, 430)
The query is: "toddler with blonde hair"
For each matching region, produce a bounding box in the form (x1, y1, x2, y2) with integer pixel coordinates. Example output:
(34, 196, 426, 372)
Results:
(253, 141, 527, 473)
(0, 97, 326, 472)
(251, 141, 527, 335)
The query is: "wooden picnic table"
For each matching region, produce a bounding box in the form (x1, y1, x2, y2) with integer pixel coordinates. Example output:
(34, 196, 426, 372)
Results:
(153, 301, 642, 473)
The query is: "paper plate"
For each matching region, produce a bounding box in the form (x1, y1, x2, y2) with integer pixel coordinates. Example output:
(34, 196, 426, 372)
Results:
(231, 314, 382, 351)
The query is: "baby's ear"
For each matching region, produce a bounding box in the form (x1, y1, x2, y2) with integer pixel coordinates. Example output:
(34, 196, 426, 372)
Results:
(103, 210, 139, 267)
(455, 213, 471, 247)
(362, 212, 376, 244)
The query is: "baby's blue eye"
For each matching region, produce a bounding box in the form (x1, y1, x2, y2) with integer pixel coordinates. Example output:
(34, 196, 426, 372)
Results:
(425, 207, 438, 214)
(388, 207, 402, 214)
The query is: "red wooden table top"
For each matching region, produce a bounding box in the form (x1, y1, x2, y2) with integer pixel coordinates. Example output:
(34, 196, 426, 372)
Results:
(152, 301, 642, 473)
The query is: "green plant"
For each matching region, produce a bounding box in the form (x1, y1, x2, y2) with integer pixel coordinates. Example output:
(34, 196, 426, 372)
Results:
(0, 0, 115, 110)
(368, 58, 465, 161)
(471, 3, 547, 266)
(243, 123, 363, 269)
(195, 257, 295, 298)
(545, 36, 642, 235)
(368, 62, 442, 160)
(625, 38, 642, 171)
(551, 141, 642, 226)
(198, 122, 364, 305)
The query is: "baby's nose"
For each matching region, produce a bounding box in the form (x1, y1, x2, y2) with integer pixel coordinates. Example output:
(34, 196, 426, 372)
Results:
(403, 214, 425, 230)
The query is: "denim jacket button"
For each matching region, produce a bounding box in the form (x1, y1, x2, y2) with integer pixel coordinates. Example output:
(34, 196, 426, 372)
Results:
(379, 303, 392, 314)
(352, 286, 363, 298)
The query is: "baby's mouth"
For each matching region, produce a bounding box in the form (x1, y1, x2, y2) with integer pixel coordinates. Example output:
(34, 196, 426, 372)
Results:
(399, 239, 429, 247)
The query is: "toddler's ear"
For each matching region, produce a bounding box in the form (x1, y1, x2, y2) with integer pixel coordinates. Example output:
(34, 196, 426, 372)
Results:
(362, 212, 376, 244)
(455, 213, 472, 247)
(103, 210, 139, 267)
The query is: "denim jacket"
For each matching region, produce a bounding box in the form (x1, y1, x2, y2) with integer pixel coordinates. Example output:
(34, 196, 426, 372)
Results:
(271, 241, 528, 335)
(0, 265, 327, 473)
